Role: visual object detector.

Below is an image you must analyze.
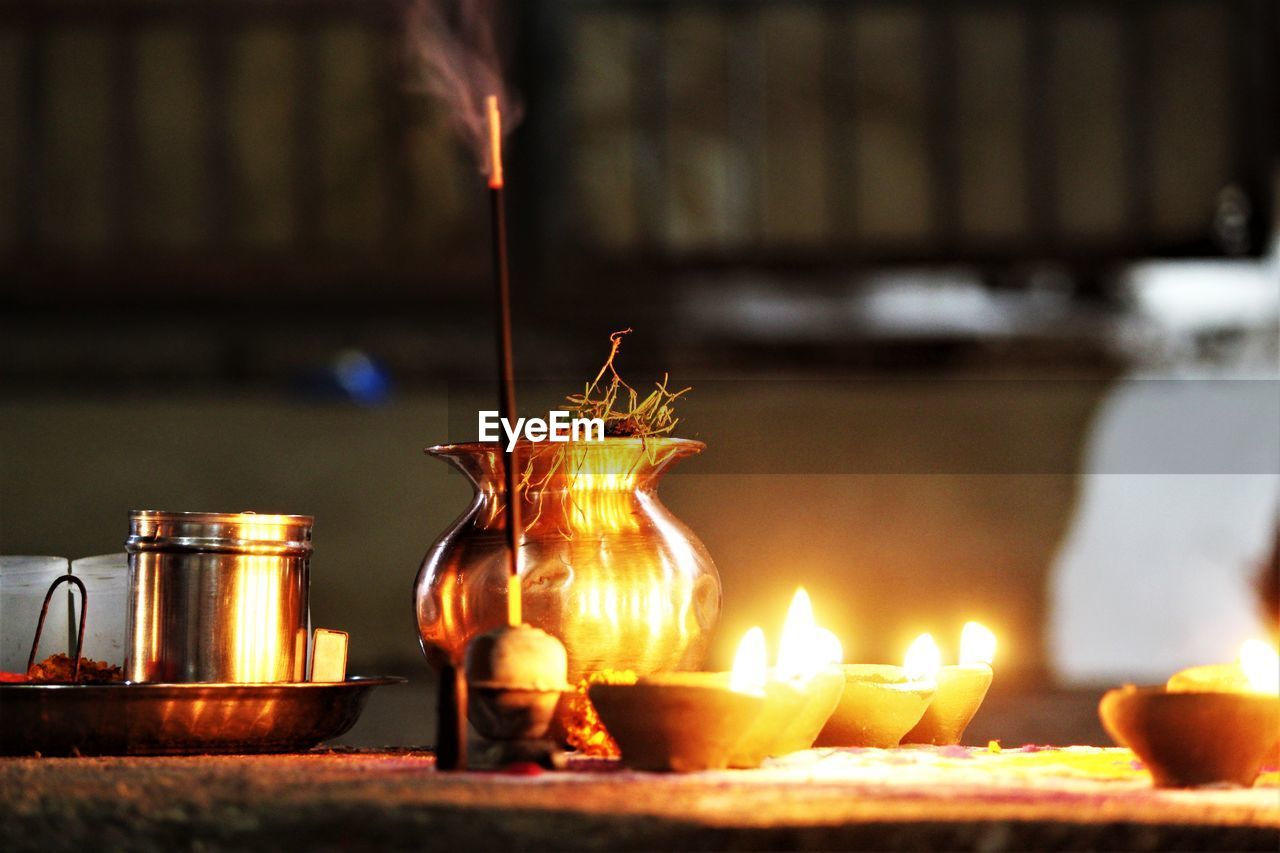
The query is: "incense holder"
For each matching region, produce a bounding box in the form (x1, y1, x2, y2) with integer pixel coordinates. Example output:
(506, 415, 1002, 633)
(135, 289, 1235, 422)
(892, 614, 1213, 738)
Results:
(814, 665, 936, 749)
(902, 664, 993, 746)
(729, 679, 807, 768)
(467, 686, 564, 742)
(770, 667, 846, 755)
(1099, 685, 1280, 788)
(589, 673, 764, 772)
(464, 625, 568, 741)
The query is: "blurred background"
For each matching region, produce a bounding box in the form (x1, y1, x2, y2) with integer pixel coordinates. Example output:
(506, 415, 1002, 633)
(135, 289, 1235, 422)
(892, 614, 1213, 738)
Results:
(1, 0, 1277, 746)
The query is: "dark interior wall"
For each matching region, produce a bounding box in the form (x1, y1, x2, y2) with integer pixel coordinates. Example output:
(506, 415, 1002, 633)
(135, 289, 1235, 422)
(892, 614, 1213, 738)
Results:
(0, 0, 1273, 315)
(0, 377, 1103, 682)
(562, 0, 1263, 262)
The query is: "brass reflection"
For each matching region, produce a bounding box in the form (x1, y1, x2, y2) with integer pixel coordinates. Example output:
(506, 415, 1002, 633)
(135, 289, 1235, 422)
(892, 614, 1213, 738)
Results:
(415, 438, 721, 683)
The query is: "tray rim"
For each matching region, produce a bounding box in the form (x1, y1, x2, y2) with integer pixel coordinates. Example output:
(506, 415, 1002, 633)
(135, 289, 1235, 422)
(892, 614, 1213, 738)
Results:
(0, 674, 406, 756)
(0, 675, 407, 692)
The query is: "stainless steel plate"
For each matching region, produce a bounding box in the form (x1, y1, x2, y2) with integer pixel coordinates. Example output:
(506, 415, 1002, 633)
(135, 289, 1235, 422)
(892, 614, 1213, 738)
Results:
(0, 676, 405, 756)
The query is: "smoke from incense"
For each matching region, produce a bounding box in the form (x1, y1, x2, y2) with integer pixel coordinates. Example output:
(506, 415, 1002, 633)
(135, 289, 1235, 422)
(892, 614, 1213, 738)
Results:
(406, 0, 522, 177)
(409, 2, 524, 626)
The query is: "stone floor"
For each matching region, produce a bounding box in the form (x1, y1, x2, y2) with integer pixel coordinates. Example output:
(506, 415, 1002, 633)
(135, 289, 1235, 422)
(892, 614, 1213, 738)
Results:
(1, 747, 1276, 851)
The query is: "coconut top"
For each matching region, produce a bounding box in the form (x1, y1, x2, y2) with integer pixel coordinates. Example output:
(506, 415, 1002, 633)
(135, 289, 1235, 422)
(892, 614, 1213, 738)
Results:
(464, 624, 569, 691)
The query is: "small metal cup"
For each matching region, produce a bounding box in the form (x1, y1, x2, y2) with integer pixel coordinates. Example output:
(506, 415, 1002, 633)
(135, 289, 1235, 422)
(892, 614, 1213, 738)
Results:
(125, 510, 312, 683)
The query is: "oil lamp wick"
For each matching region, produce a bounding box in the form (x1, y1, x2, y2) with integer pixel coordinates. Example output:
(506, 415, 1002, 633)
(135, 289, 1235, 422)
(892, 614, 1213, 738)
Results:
(486, 93, 522, 628)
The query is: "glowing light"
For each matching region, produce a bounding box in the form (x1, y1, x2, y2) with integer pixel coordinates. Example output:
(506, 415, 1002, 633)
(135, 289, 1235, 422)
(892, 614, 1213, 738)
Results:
(776, 589, 815, 681)
(646, 585, 665, 639)
(775, 588, 843, 683)
(814, 627, 844, 670)
(1240, 639, 1279, 695)
(730, 627, 768, 695)
(904, 633, 942, 682)
(232, 555, 283, 683)
(959, 621, 997, 666)
(604, 586, 619, 626)
(486, 95, 503, 189)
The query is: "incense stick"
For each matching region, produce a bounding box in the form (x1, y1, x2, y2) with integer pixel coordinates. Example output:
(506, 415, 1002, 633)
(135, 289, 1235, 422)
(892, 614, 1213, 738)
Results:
(486, 94, 523, 628)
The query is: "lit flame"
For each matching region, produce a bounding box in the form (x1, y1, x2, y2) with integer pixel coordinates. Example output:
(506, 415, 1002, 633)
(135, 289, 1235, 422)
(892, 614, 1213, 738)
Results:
(814, 627, 844, 670)
(775, 588, 842, 683)
(1240, 639, 1280, 695)
(730, 627, 768, 695)
(959, 621, 997, 667)
(776, 589, 815, 681)
(904, 633, 942, 682)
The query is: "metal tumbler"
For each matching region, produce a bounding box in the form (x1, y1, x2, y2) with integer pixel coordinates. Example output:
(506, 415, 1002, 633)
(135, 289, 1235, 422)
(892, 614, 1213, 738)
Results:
(125, 511, 312, 683)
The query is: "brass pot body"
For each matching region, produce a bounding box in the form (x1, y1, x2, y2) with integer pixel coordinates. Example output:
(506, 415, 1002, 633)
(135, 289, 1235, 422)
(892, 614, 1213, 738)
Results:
(414, 438, 721, 685)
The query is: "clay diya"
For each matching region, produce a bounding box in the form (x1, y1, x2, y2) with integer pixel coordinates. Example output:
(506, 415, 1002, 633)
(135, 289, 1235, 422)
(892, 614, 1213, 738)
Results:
(1166, 663, 1250, 693)
(903, 623, 996, 746)
(729, 678, 807, 768)
(717, 626, 796, 767)
(1099, 685, 1280, 788)
(902, 664, 992, 745)
(589, 627, 771, 772)
(762, 589, 846, 757)
(1164, 640, 1280, 768)
(814, 664, 936, 748)
(771, 666, 846, 755)
(589, 672, 764, 772)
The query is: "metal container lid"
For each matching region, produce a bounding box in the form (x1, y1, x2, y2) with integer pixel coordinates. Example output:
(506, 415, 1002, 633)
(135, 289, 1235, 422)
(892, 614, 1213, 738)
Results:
(126, 510, 313, 556)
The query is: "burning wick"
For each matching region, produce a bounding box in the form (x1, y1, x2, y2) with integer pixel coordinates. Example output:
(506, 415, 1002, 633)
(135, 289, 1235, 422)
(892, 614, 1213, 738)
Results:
(486, 93, 521, 627)
(730, 627, 769, 696)
(487, 95, 504, 189)
(958, 621, 997, 667)
(904, 633, 942, 682)
(1240, 639, 1280, 694)
(775, 588, 843, 684)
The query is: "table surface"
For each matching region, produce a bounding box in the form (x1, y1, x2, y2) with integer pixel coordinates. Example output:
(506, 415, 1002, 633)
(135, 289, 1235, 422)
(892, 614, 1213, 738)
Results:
(1, 746, 1277, 851)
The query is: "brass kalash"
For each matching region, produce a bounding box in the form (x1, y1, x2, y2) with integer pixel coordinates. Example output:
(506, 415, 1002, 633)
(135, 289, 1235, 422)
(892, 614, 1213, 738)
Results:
(415, 436, 722, 739)
(413, 97, 720, 767)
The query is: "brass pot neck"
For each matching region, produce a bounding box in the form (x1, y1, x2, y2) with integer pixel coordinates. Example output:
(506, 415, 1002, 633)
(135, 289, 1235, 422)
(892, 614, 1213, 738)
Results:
(427, 438, 703, 494)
